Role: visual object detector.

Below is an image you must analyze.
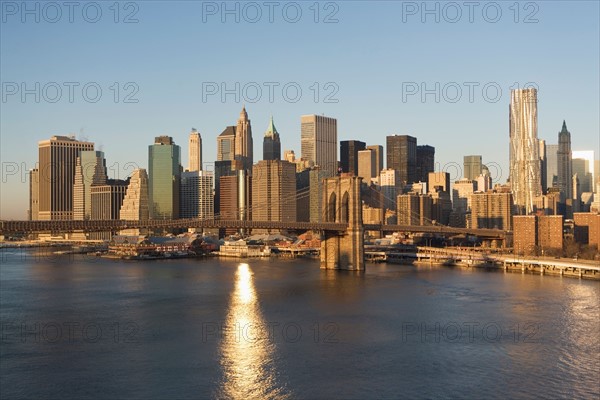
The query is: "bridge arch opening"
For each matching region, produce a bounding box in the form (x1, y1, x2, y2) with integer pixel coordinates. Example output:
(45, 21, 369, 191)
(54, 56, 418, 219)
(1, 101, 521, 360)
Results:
(340, 191, 349, 223)
(327, 192, 337, 223)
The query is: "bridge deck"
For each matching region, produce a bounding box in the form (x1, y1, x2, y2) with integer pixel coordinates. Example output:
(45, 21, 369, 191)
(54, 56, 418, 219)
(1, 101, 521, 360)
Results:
(1, 219, 506, 239)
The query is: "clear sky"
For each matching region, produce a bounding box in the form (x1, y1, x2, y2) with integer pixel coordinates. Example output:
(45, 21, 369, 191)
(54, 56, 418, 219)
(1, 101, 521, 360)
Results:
(1, 0, 599, 219)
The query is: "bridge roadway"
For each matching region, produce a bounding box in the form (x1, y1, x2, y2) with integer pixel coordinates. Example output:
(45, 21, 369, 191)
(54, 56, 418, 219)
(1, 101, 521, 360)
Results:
(0, 219, 506, 239)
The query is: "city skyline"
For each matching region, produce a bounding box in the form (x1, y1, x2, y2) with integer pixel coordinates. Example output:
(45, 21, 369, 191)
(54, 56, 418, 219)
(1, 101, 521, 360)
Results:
(2, 3, 599, 399)
(4, 102, 600, 220)
(2, 1, 598, 219)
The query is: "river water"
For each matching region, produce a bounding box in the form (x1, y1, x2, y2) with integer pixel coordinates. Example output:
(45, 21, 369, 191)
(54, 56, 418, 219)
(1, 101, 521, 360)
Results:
(1, 249, 599, 399)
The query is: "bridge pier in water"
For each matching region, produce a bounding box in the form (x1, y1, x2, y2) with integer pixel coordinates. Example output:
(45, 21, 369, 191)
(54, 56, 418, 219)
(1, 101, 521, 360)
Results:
(320, 176, 364, 271)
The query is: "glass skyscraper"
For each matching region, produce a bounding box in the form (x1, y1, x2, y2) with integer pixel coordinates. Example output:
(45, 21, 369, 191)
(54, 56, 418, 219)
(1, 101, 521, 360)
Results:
(149, 136, 181, 219)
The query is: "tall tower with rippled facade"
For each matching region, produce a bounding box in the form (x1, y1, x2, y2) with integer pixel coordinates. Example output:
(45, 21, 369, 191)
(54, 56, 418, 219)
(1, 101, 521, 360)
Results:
(509, 88, 541, 214)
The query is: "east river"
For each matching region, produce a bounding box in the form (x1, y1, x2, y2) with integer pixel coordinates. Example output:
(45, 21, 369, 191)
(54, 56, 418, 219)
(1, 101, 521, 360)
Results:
(1, 249, 599, 399)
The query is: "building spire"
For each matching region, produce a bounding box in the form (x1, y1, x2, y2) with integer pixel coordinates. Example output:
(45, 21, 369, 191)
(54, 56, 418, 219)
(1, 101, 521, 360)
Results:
(265, 115, 278, 137)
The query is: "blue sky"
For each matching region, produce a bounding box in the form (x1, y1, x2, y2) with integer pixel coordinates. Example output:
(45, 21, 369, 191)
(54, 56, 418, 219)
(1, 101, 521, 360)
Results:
(1, 1, 599, 219)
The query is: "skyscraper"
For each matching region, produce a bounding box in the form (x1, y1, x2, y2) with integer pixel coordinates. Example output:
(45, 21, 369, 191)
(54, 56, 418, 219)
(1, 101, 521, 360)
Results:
(416, 145, 435, 183)
(397, 193, 432, 226)
(428, 172, 450, 193)
(367, 145, 384, 177)
(188, 128, 202, 171)
(301, 114, 337, 178)
(262, 116, 281, 161)
(180, 170, 214, 219)
(218, 171, 251, 236)
(358, 149, 377, 184)
(463, 155, 482, 180)
(148, 136, 181, 219)
(539, 139, 547, 193)
(252, 160, 297, 227)
(217, 126, 236, 161)
(572, 150, 595, 193)
(556, 120, 572, 201)
(545, 144, 559, 189)
(340, 140, 366, 175)
(386, 135, 417, 183)
(452, 178, 476, 227)
(509, 88, 541, 214)
(234, 106, 253, 170)
(73, 150, 107, 220)
(90, 178, 129, 240)
(37, 135, 94, 220)
(91, 179, 129, 220)
(380, 168, 402, 210)
(119, 168, 149, 235)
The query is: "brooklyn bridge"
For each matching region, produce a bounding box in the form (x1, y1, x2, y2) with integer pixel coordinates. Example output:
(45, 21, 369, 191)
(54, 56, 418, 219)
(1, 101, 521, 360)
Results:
(0, 177, 508, 270)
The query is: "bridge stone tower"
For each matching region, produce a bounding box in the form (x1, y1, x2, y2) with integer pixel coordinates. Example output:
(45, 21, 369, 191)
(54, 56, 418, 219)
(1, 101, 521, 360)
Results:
(320, 176, 364, 270)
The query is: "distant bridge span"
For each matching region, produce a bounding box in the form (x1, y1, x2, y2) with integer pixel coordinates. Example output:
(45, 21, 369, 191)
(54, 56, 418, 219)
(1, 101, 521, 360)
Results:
(0, 219, 507, 239)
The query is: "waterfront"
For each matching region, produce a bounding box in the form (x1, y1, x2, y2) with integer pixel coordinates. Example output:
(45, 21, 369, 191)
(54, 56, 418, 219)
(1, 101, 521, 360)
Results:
(1, 249, 599, 399)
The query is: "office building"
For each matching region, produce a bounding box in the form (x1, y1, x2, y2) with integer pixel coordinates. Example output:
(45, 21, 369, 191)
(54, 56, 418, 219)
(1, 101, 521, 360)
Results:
(431, 188, 451, 226)
(358, 149, 377, 184)
(301, 114, 338, 177)
(89, 179, 129, 240)
(509, 88, 542, 214)
(295, 169, 311, 222)
(73, 151, 108, 220)
(219, 171, 251, 235)
(387, 135, 417, 183)
(340, 140, 366, 175)
(217, 126, 236, 161)
(91, 179, 129, 221)
(180, 171, 214, 220)
(148, 136, 181, 219)
(533, 190, 561, 216)
(556, 120, 573, 201)
(572, 150, 595, 193)
(452, 179, 476, 227)
(263, 116, 281, 161)
(252, 160, 296, 229)
(428, 172, 450, 193)
(476, 172, 492, 193)
(37, 135, 94, 220)
(397, 193, 432, 226)
(188, 128, 202, 171)
(453, 179, 476, 211)
(416, 145, 435, 183)
(380, 169, 402, 210)
(367, 145, 384, 177)
(119, 169, 149, 235)
(545, 144, 559, 189)
(539, 139, 547, 193)
(234, 106, 253, 170)
(463, 155, 482, 180)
